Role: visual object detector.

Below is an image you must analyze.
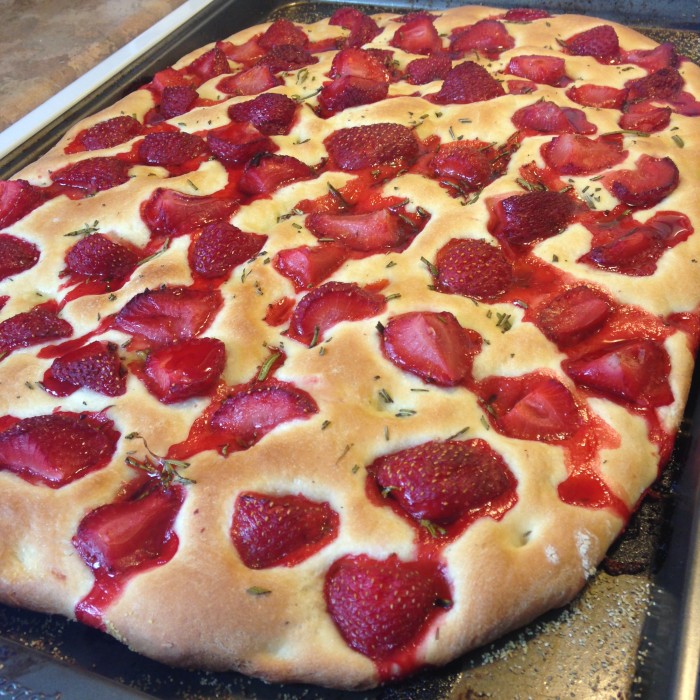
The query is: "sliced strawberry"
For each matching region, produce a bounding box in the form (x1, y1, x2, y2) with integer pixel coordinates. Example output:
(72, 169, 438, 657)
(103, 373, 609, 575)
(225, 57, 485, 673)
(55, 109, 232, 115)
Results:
(137, 131, 206, 167)
(211, 380, 318, 448)
(367, 438, 514, 525)
(288, 281, 387, 346)
(142, 337, 226, 403)
(483, 375, 582, 441)
(541, 133, 627, 175)
(259, 45, 318, 73)
(390, 14, 442, 55)
(228, 93, 298, 135)
(49, 341, 126, 397)
(512, 100, 596, 134)
(238, 154, 314, 196)
(149, 67, 191, 94)
(564, 25, 620, 63)
(189, 221, 266, 279)
(141, 187, 236, 238)
(65, 233, 138, 280)
(73, 485, 183, 576)
(506, 55, 568, 86)
(622, 42, 679, 72)
(273, 243, 348, 291)
(51, 157, 130, 195)
(330, 47, 390, 82)
(430, 140, 499, 192)
(324, 123, 419, 171)
(450, 19, 515, 58)
(217, 65, 283, 96)
(430, 61, 505, 104)
(187, 47, 230, 81)
(625, 66, 684, 104)
(317, 75, 389, 116)
(0, 179, 45, 228)
(216, 36, 265, 64)
(434, 238, 512, 301)
(381, 311, 480, 386)
(77, 115, 143, 151)
(206, 121, 273, 166)
(564, 339, 673, 407)
(159, 85, 199, 120)
(536, 285, 612, 346)
(0, 234, 40, 282)
(580, 225, 665, 276)
(502, 8, 551, 21)
(0, 303, 72, 355)
(405, 55, 452, 85)
(324, 554, 449, 659)
(306, 209, 409, 252)
(114, 286, 222, 346)
(231, 492, 338, 569)
(565, 83, 628, 110)
(258, 18, 309, 50)
(618, 103, 671, 133)
(328, 7, 381, 48)
(602, 155, 679, 208)
(0, 412, 117, 487)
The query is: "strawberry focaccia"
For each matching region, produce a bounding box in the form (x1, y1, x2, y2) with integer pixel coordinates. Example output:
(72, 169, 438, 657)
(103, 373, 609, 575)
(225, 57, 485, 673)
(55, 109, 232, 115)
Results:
(1, 3, 700, 690)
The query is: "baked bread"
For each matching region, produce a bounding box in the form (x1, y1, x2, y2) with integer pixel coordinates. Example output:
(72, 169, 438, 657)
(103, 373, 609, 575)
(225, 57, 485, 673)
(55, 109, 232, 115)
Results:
(1, 4, 699, 689)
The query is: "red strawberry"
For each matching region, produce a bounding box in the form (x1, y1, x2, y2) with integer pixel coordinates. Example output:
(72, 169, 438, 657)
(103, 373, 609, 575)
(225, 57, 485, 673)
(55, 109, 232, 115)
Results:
(430, 61, 505, 104)
(0, 412, 117, 487)
(502, 8, 551, 21)
(51, 157, 130, 195)
(622, 42, 679, 72)
(536, 285, 612, 346)
(141, 187, 237, 238)
(159, 85, 199, 120)
(564, 25, 620, 63)
(77, 115, 143, 151)
(618, 104, 672, 133)
(49, 341, 126, 397)
(189, 221, 266, 279)
(216, 36, 265, 64)
(114, 286, 222, 346)
(273, 243, 348, 291)
(430, 140, 498, 192)
(625, 66, 684, 104)
(211, 380, 318, 448)
(381, 311, 479, 386)
(305, 209, 408, 252)
(65, 233, 138, 280)
(405, 55, 452, 85)
(143, 337, 226, 403)
(390, 14, 442, 55)
(317, 76, 389, 116)
(137, 131, 206, 166)
(238, 154, 314, 196)
(541, 133, 627, 176)
(73, 486, 183, 576)
(0, 179, 44, 228)
(187, 47, 230, 81)
(324, 554, 449, 658)
(506, 55, 568, 86)
(368, 438, 514, 525)
(217, 65, 283, 96)
(329, 7, 381, 48)
(330, 48, 390, 82)
(206, 121, 273, 166)
(0, 234, 40, 282)
(512, 100, 596, 134)
(564, 339, 673, 407)
(565, 83, 628, 109)
(228, 93, 298, 135)
(149, 67, 191, 94)
(287, 281, 387, 345)
(231, 492, 339, 569)
(0, 302, 72, 355)
(434, 238, 512, 301)
(259, 18, 309, 49)
(257, 45, 318, 73)
(602, 155, 679, 209)
(580, 225, 665, 276)
(324, 123, 420, 171)
(450, 19, 514, 57)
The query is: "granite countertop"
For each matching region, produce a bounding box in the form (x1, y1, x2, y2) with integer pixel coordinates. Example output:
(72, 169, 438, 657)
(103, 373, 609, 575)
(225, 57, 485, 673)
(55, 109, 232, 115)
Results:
(0, 0, 188, 134)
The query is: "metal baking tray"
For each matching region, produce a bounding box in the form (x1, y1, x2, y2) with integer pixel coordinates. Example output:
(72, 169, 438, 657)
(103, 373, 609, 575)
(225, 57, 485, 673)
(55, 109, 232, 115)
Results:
(0, 1, 698, 698)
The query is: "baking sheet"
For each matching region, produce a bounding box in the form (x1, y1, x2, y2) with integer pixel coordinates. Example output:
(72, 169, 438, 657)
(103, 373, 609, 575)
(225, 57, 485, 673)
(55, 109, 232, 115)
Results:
(0, 1, 699, 698)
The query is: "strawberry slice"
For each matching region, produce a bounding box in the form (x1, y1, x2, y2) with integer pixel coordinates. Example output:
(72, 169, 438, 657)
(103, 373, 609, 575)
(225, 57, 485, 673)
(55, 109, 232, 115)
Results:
(273, 243, 348, 291)
(231, 492, 339, 569)
(0, 234, 40, 282)
(564, 339, 673, 407)
(258, 18, 309, 49)
(430, 140, 499, 193)
(536, 285, 612, 346)
(189, 221, 266, 279)
(317, 76, 389, 116)
(564, 25, 620, 63)
(228, 93, 298, 135)
(77, 115, 143, 151)
(502, 8, 551, 21)
(0, 302, 72, 355)
(390, 14, 442, 55)
(506, 55, 568, 86)
(114, 286, 222, 346)
(206, 121, 274, 166)
(65, 233, 138, 280)
(49, 341, 127, 397)
(381, 311, 480, 386)
(328, 7, 381, 48)
(405, 55, 452, 85)
(142, 337, 226, 403)
(0, 412, 118, 487)
(625, 66, 684, 104)
(618, 103, 672, 134)
(622, 42, 679, 72)
(602, 155, 679, 208)
(541, 133, 627, 175)
(368, 438, 514, 525)
(257, 45, 318, 73)
(159, 85, 199, 120)
(324, 123, 419, 171)
(187, 46, 230, 81)
(217, 65, 283, 96)
(324, 554, 450, 659)
(330, 47, 390, 82)
(450, 19, 514, 58)
(211, 380, 318, 448)
(73, 485, 183, 576)
(0, 179, 45, 228)
(306, 209, 409, 252)
(137, 131, 207, 166)
(565, 83, 628, 110)
(51, 157, 130, 195)
(287, 281, 387, 345)
(434, 238, 512, 301)
(430, 61, 505, 104)
(238, 154, 314, 196)
(141, 187, 237, 238)
(512, 100, 596, 134)
(580, 225, 665, 276)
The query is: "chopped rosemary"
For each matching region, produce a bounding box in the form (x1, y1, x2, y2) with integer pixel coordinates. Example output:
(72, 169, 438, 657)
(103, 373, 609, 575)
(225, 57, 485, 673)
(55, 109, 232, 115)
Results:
(420, 256, 438, 277)
(420, 519, 447, 538)
(378, 388, 394, 404)
(64, 220, 100, 237)
(257, 352, 281, 381)
(246, 586, 272, 596)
